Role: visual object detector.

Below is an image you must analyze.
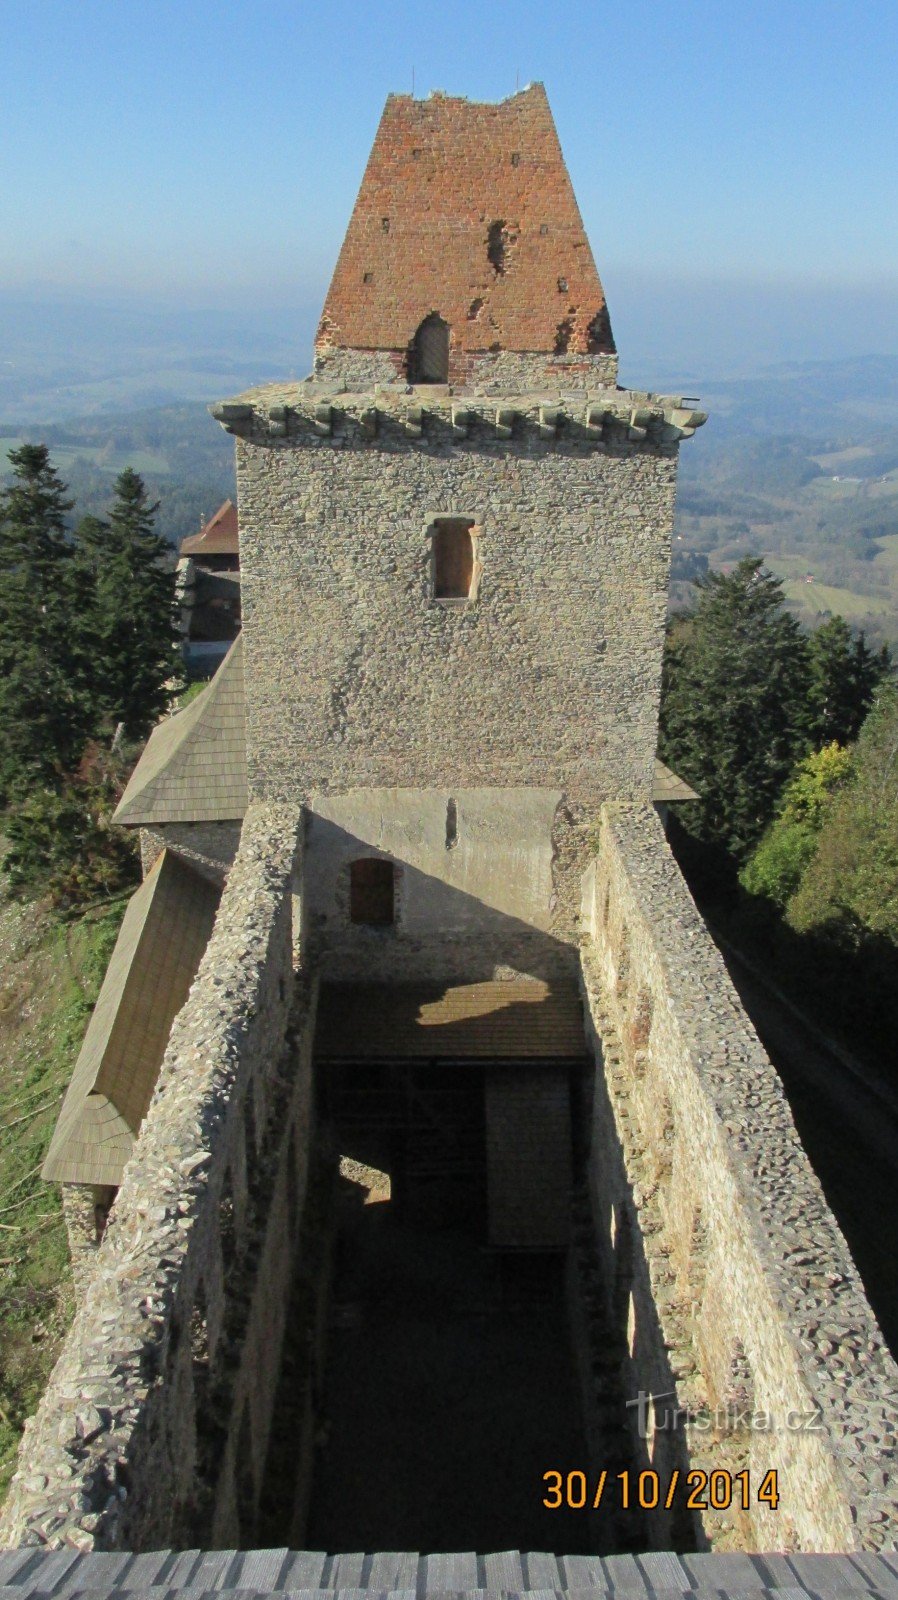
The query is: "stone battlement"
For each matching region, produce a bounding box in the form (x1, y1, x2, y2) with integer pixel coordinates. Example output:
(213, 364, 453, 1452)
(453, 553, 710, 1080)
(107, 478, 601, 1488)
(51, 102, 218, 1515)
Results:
(211, 388, 706, 448)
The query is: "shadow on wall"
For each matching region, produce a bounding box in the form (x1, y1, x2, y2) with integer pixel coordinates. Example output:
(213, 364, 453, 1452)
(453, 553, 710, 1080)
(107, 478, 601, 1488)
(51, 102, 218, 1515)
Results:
(303, 815, 577, 983)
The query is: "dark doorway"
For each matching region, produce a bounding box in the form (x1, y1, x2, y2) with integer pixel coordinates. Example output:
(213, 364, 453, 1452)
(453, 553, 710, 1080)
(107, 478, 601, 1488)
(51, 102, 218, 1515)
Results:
(411, 313, 450, 382)
(349, 859, 395, 926)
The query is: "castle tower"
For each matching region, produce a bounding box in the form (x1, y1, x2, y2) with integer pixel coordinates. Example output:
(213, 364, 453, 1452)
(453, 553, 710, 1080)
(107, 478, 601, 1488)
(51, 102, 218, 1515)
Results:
(210, 84, 705, 983)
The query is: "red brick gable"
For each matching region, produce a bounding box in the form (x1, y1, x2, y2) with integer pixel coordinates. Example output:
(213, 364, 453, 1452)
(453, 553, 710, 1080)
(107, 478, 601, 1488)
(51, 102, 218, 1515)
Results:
(316, 84, 614, 364)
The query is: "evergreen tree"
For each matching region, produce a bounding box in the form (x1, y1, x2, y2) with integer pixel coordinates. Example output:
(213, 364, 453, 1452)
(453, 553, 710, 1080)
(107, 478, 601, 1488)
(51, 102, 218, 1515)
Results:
(0, 445, 93, 799)
(806, 615, 892, 747)
(74, 469, 181, 739)
(659, 558, 811, 858)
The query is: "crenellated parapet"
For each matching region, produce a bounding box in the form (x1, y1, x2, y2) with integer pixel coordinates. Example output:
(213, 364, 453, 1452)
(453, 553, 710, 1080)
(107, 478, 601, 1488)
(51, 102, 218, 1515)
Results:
(210, 387, 707, 451)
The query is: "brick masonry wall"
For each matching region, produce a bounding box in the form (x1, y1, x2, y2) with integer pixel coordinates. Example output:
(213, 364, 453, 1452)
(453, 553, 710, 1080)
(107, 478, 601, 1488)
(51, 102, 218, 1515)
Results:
(236, 394, 678, 946)
(316, 86, 615, 374)
(579, 803, 898, 1554)
(0, 805, 313, 1552)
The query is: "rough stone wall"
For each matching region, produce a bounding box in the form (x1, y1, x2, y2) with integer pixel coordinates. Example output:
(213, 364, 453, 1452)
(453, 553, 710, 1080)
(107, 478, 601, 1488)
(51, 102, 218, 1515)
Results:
(139, 823, 242, 884)
(580, 803, 898, 1554)
(0, 804, 314, 1552)
(61, 1186, 115, 1297)
(237, 392, 675, 857)
(315, 86, 615, 376)
(313, 348, 619, 392)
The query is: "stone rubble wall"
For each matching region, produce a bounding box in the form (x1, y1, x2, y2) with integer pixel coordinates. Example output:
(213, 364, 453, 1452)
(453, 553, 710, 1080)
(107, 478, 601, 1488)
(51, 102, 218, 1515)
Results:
(312, 346, 619, 392)
(139, 823, 242, 885)
(580, 803, 898, 1554)
(0, 804, 314, 1552)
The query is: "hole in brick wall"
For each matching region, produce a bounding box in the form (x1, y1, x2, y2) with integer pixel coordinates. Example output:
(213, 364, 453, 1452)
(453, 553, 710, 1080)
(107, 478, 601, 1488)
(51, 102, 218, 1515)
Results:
(486, 219, 509, 275)
(412, 147, 422, 159)
(363, 271, 374, 284)
(445, 796, 458, 851)
(381, 216, 390, 232)
(510, 151, 520, 166)
(540, 222, 549, 235)
(467, 296, 484, 320)
(554, 315, 574, 355)
(587, 307, 613, 352)
(557, 277, 569, 293)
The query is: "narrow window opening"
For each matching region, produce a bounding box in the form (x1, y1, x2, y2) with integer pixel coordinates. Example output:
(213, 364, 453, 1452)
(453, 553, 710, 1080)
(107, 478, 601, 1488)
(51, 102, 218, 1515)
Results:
(350, 858, 395, 926)
(445, 797, 458, 850)
(410, 314, 449, 382)
(381, 216, 390, 232)
(432, 518, 474, 600)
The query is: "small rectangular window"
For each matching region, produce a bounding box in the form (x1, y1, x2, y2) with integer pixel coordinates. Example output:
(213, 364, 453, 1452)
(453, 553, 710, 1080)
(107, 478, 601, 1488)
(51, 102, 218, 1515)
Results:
(432, 518, 474, 599)
(350, 858, 395, 925)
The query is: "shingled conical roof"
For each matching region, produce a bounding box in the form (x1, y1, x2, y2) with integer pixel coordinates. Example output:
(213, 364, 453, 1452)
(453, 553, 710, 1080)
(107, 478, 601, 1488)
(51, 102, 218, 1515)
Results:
(316, 84, 614, 362)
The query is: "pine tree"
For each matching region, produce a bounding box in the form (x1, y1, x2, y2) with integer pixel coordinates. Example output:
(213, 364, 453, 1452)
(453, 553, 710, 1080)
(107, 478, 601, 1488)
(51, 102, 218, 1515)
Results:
(75, 469, 182, 739)
(659, 558, 812, 858)
(0, 445, 93, 799)
(806, 615, 892, 747)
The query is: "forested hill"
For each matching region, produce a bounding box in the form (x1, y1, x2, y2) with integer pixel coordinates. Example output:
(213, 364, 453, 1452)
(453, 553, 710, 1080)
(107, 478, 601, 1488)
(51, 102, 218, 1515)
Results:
(0, 405, 234, 549)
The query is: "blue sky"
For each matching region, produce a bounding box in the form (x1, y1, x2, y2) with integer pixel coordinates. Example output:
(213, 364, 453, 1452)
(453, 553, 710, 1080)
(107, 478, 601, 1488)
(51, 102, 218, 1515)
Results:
(2, 0, 897, 370)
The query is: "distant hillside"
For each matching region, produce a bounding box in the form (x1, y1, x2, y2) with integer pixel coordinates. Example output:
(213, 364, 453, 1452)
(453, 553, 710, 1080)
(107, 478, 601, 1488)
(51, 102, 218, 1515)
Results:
(0, 404, 234, 547)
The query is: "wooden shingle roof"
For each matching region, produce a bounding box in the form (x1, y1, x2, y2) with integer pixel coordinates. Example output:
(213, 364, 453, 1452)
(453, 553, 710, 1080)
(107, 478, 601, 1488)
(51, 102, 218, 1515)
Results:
(114, 636, 247, 826)
(42, 850, 221, 1186)
(653, 758, 699, 804)
(317, 980, 586, 1059)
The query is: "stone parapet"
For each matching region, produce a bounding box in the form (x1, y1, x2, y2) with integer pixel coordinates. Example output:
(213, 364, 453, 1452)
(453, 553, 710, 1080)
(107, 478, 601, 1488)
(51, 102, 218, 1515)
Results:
(0, 803, 311, 1551)
(211, 385, 706, 451)
(580, 803, 898, 1553)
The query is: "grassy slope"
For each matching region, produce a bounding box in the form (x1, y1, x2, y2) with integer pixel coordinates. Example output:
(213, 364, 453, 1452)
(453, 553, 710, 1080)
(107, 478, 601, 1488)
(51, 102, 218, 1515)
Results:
(0, 886, 126, 1498)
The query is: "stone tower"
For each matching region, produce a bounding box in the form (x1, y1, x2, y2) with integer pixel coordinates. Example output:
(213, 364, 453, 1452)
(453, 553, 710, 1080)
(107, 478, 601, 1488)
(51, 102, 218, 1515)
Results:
(213, 84, 705, 984)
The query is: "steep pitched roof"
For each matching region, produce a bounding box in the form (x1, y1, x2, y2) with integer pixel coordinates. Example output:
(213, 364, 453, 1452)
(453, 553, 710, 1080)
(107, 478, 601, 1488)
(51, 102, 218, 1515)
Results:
(180, 499, 239, 558)
(653, 759, 700, 804)
(114, 636, 247, 826)
(317, 85, 614, 359)
(42, 851, 221, 1186)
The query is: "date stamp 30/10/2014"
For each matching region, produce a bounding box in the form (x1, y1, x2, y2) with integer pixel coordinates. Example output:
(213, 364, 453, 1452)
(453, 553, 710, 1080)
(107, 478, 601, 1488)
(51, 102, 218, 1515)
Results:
(542, 1469, 780, 1514)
